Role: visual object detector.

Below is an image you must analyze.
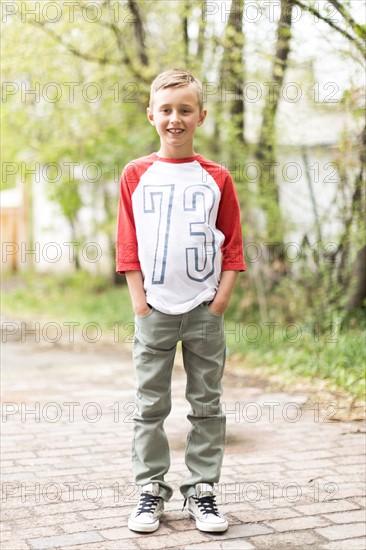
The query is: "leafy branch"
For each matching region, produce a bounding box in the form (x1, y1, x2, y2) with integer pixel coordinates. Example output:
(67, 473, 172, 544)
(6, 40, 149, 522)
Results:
(292, 0, 366, 58)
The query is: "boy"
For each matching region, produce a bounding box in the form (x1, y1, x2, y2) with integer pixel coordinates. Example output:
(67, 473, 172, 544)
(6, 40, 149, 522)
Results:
(116, 69, 245, 533)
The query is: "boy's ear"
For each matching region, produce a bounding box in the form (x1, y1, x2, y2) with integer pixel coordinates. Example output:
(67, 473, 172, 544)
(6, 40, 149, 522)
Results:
(197, 109, 207, 127)
(147, 107, 155, 126)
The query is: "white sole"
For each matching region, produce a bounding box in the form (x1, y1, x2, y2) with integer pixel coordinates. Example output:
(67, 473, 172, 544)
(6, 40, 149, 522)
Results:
(128, 517, 160, 533)
(189, 511, 229, 532)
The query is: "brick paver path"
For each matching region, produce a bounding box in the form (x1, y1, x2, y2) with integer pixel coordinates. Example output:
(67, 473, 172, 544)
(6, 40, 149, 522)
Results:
(1, 332, 365, 549)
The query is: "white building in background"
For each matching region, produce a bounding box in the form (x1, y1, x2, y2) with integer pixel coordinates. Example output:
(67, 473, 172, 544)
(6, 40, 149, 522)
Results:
(1, 166, 113, 275)
(0, 186, 26, 272)
(276, 67, 362, 246)
(29, 165, 113, 274)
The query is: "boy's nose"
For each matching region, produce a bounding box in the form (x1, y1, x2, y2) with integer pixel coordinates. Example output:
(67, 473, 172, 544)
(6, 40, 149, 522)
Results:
(170, 111, 181, 123)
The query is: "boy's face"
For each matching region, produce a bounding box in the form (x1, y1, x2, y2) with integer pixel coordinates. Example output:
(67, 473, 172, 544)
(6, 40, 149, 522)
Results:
(147, 84, 207, 158)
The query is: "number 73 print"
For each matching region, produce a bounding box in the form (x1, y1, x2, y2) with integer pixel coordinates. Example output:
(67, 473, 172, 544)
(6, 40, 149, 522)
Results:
(143, 184, 222, 285)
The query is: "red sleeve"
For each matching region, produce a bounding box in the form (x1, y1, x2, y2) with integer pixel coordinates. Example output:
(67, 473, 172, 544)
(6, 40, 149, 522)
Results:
(216, 171, 246, 271)
(115, 162, 141, 274)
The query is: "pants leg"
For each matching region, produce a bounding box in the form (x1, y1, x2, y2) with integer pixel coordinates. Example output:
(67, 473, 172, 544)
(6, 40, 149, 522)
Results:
(132, 308, 180, 501)
(179, 303, 226, 498)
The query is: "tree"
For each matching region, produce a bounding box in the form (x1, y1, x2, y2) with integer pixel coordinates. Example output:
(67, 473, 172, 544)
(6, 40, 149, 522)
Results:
(3, 0, 364, 314)
(254, 0, 294, 247)
(219, 0, 246, 154)
(290, 0, 366, 311)
(293, 0, 366, 59)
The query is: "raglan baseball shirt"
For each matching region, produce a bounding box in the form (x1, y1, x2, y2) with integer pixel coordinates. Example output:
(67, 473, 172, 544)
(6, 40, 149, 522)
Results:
(116, 153, 245, 315)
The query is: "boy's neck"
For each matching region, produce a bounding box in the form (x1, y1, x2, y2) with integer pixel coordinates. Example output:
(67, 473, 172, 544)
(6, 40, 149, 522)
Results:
(156, 145, 198, 160)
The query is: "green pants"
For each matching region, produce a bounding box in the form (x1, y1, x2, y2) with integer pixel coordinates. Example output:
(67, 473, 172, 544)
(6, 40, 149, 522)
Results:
(132, 302, 226, 501)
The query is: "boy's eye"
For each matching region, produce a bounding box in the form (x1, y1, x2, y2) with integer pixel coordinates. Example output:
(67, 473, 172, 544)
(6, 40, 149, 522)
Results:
(160, 108, 192, 114)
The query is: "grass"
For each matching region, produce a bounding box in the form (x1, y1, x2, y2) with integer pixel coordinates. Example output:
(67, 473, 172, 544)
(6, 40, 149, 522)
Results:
(226, 323, 365, 399)
(2, 270, 365, 400)
(1, 270, 133, 325)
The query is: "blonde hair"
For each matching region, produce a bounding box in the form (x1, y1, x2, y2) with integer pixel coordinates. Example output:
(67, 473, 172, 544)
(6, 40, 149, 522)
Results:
(149, 69, 203, 111)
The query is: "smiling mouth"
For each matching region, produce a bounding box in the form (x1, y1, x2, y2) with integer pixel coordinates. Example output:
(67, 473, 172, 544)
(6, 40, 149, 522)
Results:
(167, 129, 184, 134)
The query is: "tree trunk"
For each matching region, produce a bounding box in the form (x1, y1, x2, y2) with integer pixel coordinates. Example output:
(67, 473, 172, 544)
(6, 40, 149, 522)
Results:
(345, 124, 366, 310)
(182, 1, 190, 65)
(128, 0, 149, 66)
(220, 0, 245, 153)
(197, 1, 206, 63)
(347, 245, 366, 310)
(69, 219, 81, 271)
(254, 0, 294, 247)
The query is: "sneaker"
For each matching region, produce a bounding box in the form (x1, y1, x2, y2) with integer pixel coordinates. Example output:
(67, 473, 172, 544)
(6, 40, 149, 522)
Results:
(186, 483, 228, 532)
(128, 482, 164, 533)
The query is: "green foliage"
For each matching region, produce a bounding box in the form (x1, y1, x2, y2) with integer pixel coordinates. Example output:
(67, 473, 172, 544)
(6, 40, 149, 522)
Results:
(228, 326, 365, 400)
(49, 178, 82, 225)
(1, 271, 133, 329)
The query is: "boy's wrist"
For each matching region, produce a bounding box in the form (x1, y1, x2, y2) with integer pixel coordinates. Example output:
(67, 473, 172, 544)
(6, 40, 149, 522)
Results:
(209, 297, 228, 315)
(209, 271, 238, 314)
(134, 301, 151, 316)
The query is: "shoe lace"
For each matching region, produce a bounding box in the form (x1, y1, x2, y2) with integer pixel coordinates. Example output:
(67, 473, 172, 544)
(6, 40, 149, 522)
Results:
(136, 492, 161, 516)
(183, 494, 220, 516)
